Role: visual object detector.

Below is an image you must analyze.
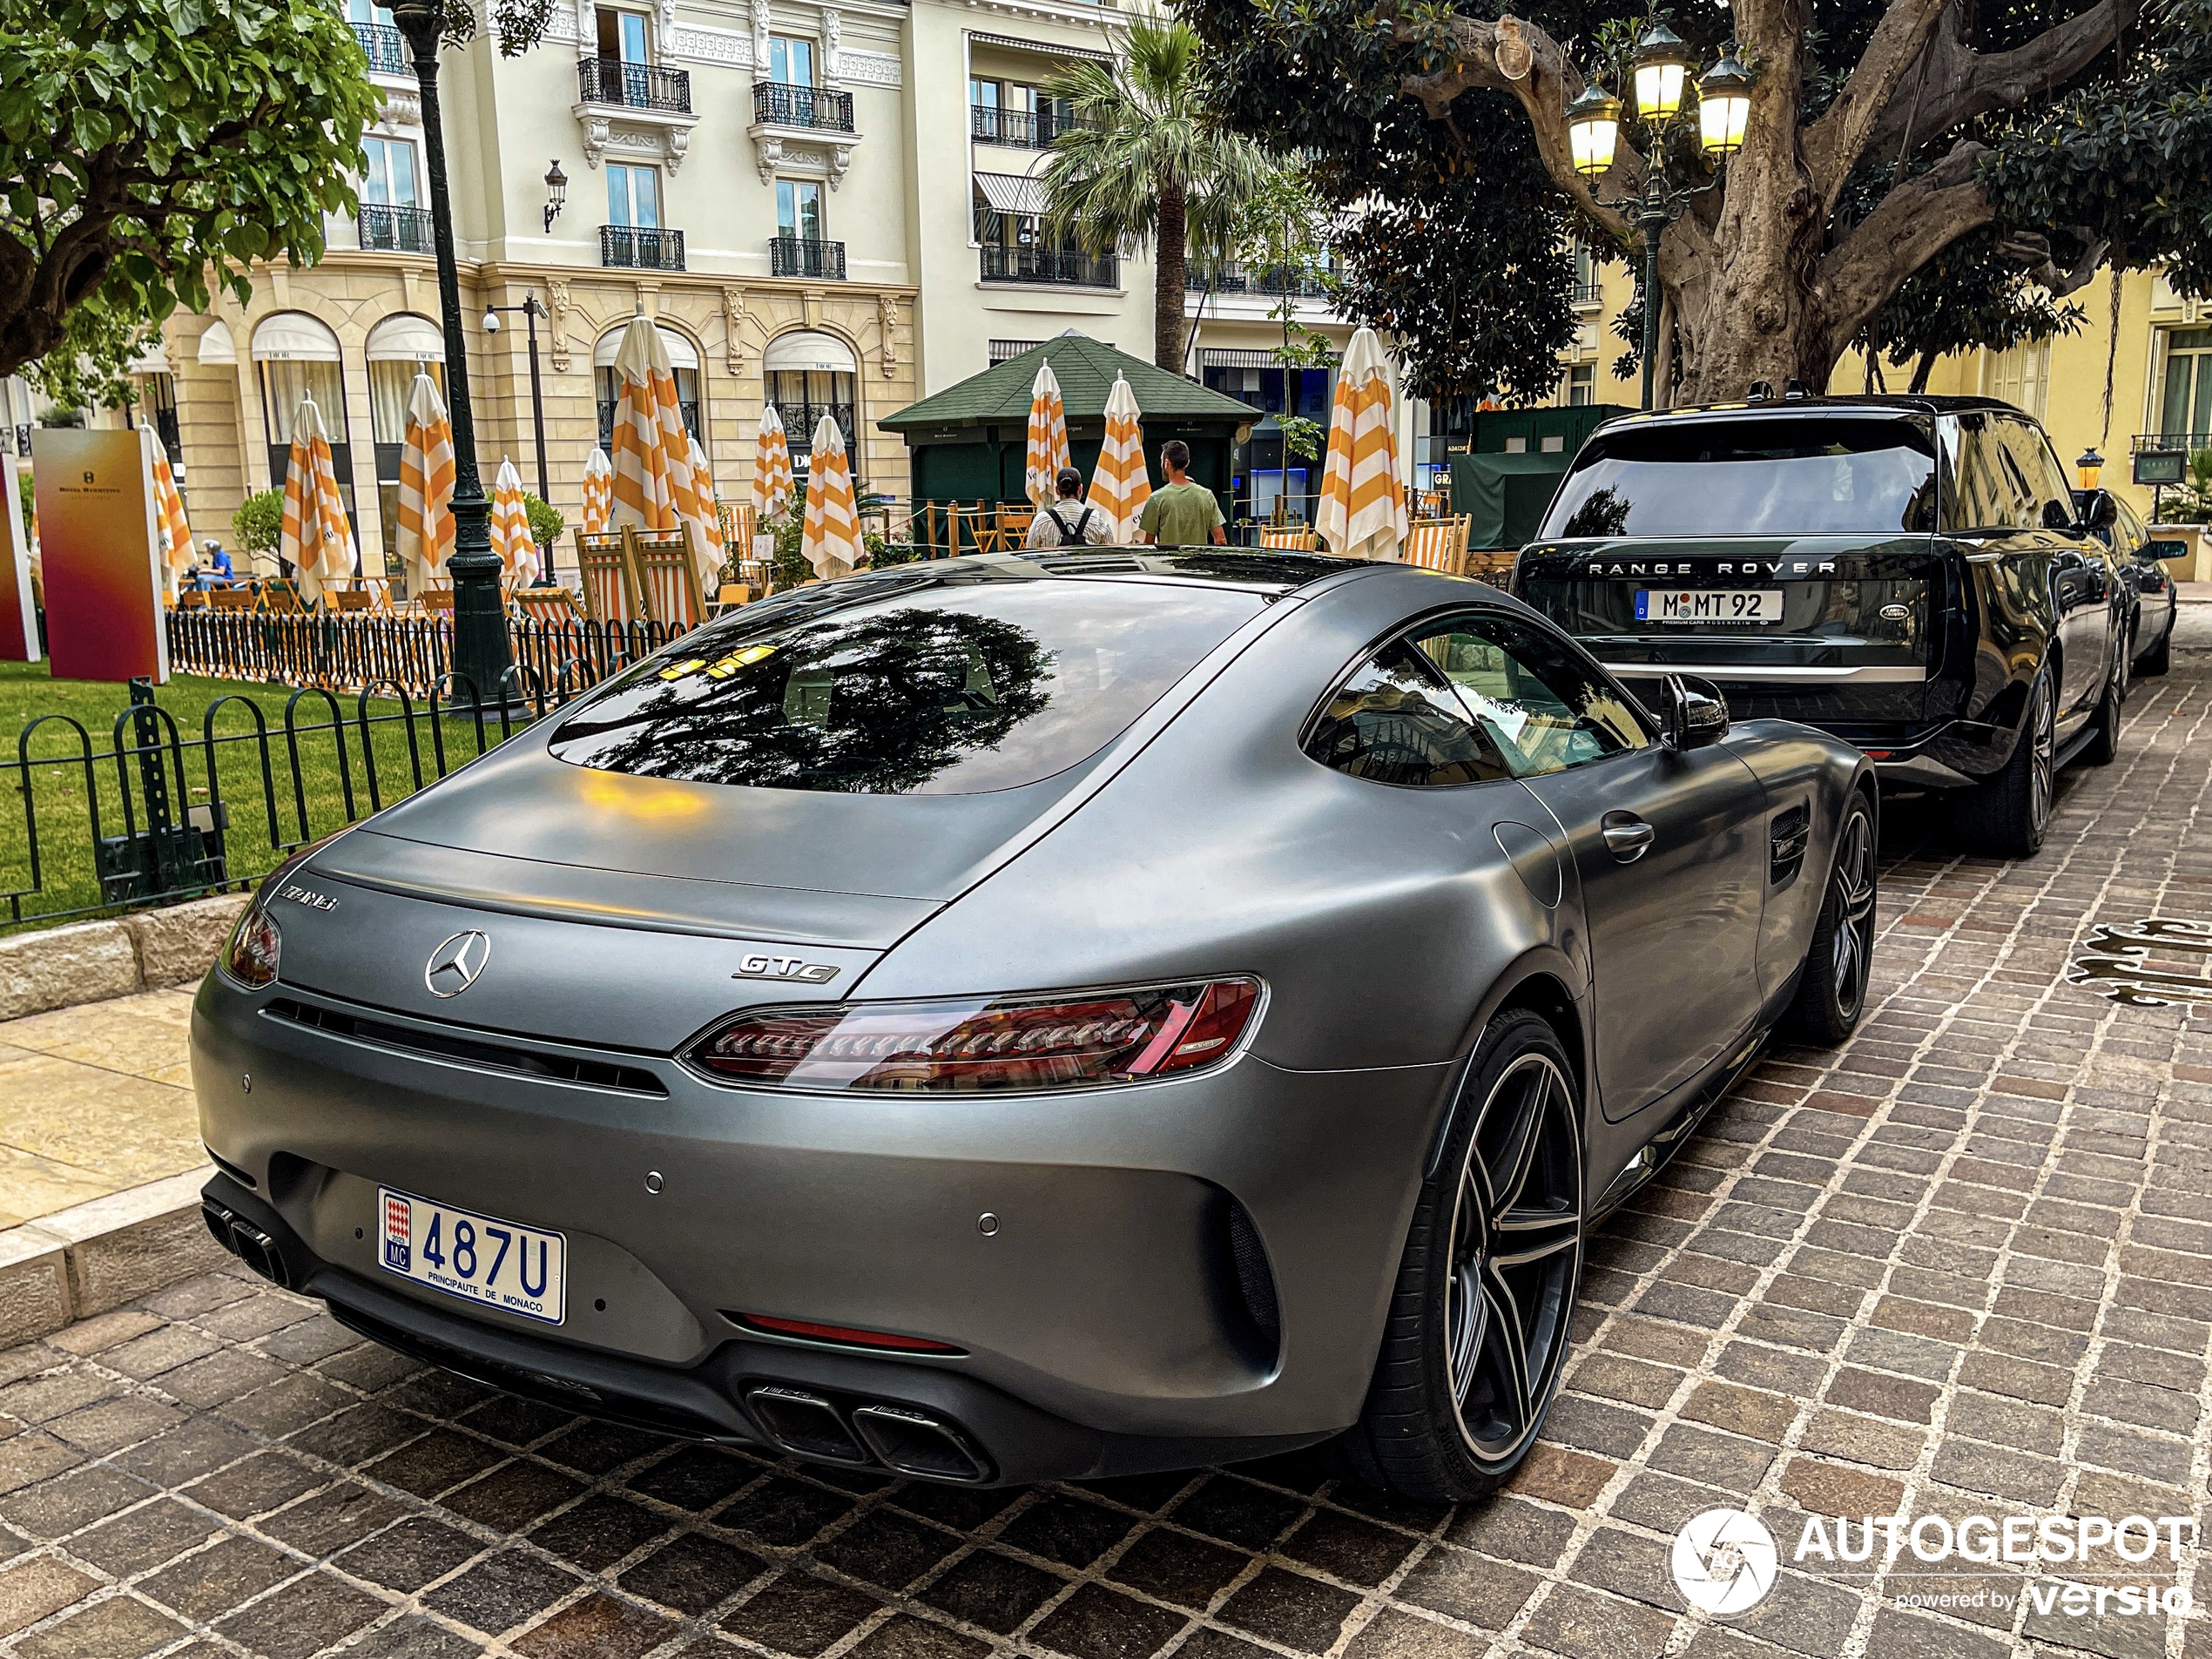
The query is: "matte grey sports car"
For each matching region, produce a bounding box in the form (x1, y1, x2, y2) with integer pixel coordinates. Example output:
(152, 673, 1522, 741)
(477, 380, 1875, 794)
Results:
(192, 550, 1876, 1501)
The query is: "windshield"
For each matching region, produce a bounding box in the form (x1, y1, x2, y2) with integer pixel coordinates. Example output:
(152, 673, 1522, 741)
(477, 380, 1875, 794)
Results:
(1541, 417, 1939, 538)
(547, 581, 1262, 794)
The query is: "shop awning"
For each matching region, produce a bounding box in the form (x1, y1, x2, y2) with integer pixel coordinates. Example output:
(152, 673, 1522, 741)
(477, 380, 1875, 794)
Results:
(366, 314, 446, 361)
(974, 172, 1049, 218)
(763, 330, 858, 374)
(251, 314, 341, 361)
(594, 324, 699, 372)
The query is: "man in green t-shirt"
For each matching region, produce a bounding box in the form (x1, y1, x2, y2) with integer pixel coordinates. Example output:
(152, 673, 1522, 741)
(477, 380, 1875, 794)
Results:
(1136, 440, 1227, 547)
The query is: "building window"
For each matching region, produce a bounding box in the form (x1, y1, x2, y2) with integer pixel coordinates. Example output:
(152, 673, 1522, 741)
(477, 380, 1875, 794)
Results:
(1571, 240, 1600, 307)
(1984, 339, 2050, 422)
(142, 373, 182, 468)
(607, 162, 660, 228)
(252, 313, 354, 537)
(597, 7, 649, 62)
(769, 35, 815, 84)
(2158, 327, 2212, 442)
(360, 137, 418, 207)
(777, 179, 823, 242)
(1564, 363, 1595, 406)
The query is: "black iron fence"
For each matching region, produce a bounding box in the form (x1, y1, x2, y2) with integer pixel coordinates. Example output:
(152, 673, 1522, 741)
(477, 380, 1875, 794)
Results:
(602, 226, 686, 271)
(770, 235, 846, 279)
(753, 81, 853, 131)
(353, 19, 408, 72)
(359, 204, 435, 253)
(979, 244, 1117, 288)
(577, 57, 692, 112)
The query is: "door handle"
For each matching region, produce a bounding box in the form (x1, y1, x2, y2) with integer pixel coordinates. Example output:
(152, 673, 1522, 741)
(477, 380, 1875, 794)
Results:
(1602, 813, 1656, 863)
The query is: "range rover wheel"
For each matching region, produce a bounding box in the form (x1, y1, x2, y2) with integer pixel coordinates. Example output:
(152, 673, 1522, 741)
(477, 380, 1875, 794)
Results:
(1331, 1010, 1583, 1502)
(1952, 669, 2054, 858)
(2083, 642, 2125, 766)
(1784, 795, 1877, 1045)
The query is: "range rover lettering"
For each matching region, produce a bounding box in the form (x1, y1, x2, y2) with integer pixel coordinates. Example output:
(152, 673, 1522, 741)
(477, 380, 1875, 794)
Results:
(1515, 396, 2128, 856)
(193, 551, 1875, 1501)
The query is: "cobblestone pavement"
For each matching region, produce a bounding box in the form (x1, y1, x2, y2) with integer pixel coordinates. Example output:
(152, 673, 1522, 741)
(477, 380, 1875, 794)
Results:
(8, 647, 2212, 1659)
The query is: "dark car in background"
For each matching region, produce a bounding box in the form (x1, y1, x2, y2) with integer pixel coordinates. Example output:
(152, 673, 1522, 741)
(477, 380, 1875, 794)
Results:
(1514, 396, 2128, 857)
(2076, 486, 2182, 678)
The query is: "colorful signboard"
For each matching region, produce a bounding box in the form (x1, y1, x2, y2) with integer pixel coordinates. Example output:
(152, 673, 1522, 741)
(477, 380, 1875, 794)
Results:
(0, 454, 32, 662)
(33, 428, 165, 684)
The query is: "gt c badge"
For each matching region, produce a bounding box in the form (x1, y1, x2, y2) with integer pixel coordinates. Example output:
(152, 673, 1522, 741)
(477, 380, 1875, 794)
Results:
(425, 931, 492, 997)
(732, 954, 840, 985)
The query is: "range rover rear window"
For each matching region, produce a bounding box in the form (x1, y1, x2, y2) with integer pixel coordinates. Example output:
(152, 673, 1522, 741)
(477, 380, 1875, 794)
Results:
(1541, 418, 1939, 538)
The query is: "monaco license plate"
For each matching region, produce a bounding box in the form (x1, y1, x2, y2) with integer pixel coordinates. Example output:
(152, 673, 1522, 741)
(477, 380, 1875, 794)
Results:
(1635, 588, 1784, 624)
(378, 1188, 566, 1325)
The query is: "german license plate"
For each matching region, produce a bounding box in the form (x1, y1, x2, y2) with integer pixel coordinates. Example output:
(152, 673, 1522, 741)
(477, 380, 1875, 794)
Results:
(1635, 588, 1784, 624)
(377, 1188, 566, 1325)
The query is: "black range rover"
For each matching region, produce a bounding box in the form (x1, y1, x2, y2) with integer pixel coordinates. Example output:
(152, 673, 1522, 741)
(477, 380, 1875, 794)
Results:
(1514, 395, 2128, 857)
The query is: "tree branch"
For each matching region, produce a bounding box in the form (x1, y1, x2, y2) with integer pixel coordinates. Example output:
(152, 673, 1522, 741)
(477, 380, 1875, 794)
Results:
(1854, 0, 2140, 175)
(1385, 10, 1639, 246)
(1803, 0, 1952, 210)
(1817, 140, 1994, 347)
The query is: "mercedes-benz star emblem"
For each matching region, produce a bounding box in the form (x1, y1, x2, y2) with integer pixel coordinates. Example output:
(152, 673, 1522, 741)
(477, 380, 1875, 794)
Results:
(424, 931, 491, 998)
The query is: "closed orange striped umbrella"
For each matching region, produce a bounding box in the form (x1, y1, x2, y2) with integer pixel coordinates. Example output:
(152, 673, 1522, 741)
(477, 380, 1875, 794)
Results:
(1315, 327, 1407, 562)
(1024, 362, 1070, 508)
(581, 446, 613, 535)
(607, 316, 718, 571)
(1086, 374, 1150, 544)
(800, 415, 860, 579)
(489, 456, 534, 582)
(279, 392, 355, 605)
(396, 371, 455, 598)
(753, 404, 794, 535)
(144, 428, 192, 577)
(683, 429, 725, 585)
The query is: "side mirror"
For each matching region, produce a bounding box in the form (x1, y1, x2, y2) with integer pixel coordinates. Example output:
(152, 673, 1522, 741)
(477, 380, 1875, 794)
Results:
(1664, 674, 1730, 750)
(2146, 538, 2192, 564)
(2042, 498, 2076, 531)
(2082, 489, 2120, 531)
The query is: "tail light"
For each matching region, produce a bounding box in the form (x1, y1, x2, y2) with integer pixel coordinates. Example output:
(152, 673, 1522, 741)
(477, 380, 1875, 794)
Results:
(686, 977, 1261, 1094)
(220, 907, 282, 988)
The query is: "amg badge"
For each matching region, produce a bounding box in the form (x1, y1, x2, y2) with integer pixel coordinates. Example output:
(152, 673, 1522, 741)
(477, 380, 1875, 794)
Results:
(732, 954, 840, 985)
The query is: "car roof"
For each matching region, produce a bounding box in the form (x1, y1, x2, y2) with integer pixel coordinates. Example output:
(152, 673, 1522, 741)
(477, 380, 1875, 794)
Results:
(1595, 393, 2017, 429)
(748, 550, 1366, 616)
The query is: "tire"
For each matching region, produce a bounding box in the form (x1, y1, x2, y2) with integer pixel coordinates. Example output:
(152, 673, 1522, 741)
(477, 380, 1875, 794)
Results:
(1951, 668, 2054, 858)
(1783, 796, 1877, 1045)
(2138, 617, 2171, 678)
(1332, 1010, 1584, 1502)
(2082, 641, 2124, 766)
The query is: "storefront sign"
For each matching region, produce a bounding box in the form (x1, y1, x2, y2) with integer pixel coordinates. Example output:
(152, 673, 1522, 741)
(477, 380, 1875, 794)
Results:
(33, 428, 165, 683)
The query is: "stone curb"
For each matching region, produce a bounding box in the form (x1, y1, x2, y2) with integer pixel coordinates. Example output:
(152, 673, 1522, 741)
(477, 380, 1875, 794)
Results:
(0, 891, 251, 1022)
(0, 1166, 225, 1347)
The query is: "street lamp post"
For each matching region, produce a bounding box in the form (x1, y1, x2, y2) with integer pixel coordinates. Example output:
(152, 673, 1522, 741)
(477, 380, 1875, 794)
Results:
(389, 0, 512, 702)
(1568, 33, 1753, 411)
(482, 294, 554, 582)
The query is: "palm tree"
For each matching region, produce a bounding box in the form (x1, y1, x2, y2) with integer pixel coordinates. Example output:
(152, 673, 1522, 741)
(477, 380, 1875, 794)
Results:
(1040, 20, 1270, 373)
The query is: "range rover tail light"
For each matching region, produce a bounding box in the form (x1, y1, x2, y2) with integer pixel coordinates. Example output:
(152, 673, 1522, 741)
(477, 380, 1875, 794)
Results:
(686, 978, 1261, 1094)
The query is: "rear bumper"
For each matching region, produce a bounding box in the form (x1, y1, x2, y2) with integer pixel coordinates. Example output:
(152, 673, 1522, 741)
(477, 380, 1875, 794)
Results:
(191, 972, 1448, 1483)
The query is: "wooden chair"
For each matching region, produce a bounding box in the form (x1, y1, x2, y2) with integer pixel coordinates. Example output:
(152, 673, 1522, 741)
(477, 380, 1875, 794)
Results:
(513, 586, 584, 625)
(1401, 516, 1473, 575)
(1259, 525, 1319, 551)
(708, 582, 752, 618)
(209, 586, 255, 611)
(417, 589, 455, 616)
(176, 588, 209, 611)
(952, 504, 1001, 556)
(260, 577, 308, 615)
(995, 505, 1035, 548)
(329, 589, 378, 613)
(571, 529, 644, 624)
(624, 523, 708, 631)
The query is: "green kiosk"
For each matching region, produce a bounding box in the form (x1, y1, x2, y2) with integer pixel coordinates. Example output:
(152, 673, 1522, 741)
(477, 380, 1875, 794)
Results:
(1449, 404, 1635, 551)
(880, 334, 1260, 523)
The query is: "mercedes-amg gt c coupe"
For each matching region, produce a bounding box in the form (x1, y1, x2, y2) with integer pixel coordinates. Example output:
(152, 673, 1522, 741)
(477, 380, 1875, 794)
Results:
(193, 550, 1876, 1501)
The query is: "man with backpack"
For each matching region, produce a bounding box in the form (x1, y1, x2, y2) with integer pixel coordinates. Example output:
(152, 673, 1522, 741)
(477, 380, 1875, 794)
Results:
(1023, 468, 1113, 548)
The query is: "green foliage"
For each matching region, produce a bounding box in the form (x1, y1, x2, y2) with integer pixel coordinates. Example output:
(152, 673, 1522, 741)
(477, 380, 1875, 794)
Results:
(523, 493, 563, 547)
(2167, 448, 2212, 525)
(0, 0, 383, 379)
(21, 294, 160, 415)
(1278, 415, 1325, 463)
(232, 489, 283, 557)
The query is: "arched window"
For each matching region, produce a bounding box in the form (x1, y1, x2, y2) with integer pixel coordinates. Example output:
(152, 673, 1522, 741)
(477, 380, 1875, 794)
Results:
(595, 324, 700, 451)
(762, 330, 858, 479)
(366, 314, 448, 575)
(252, 313, 353, 514)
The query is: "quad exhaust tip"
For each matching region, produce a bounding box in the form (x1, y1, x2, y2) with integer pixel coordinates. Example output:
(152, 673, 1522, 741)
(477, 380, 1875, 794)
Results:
(201, 1199, 293, 1291)
(745, 1386, 989, 1483)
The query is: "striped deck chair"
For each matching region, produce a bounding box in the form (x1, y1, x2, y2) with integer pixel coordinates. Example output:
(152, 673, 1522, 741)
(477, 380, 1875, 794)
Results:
(1259, 525, 1319, 550)
(1402, 516, 1473, 576)
(571, 529, 644, 624)
(624, 524, 708, 631)
(513, 585, 585, 625)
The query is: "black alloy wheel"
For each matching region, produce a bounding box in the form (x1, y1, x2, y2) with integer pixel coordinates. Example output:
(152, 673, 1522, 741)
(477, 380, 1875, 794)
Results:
(2084, 636, 2127, 766)
(1953, 670, 2054, 858)
(1332, 1010, 1584, 1502)
(1785, 796, 1877, 1044)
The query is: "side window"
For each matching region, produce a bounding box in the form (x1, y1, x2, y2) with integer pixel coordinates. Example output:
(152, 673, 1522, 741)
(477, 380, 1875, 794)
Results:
(1305, 642, 1514, 787)
(1412, 615, 1650, 776)
(2000, 419, 2072, 528)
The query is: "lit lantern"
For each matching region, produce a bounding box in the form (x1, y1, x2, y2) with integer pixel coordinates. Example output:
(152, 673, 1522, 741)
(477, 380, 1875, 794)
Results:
(1567, 84, 1622, 180)
(2077, 448, 2104, 490)
(1632, 22, 1691, 123)
(1697, 47, 1752, 158)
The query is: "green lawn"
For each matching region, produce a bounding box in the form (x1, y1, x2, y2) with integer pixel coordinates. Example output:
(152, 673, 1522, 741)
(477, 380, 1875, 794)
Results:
(1, 661, 526, 931)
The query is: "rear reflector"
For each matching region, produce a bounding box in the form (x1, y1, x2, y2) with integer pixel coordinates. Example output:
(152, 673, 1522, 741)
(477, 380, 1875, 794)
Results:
(734, 1313, 965, 1353)
(686, 978, 1261, 1094)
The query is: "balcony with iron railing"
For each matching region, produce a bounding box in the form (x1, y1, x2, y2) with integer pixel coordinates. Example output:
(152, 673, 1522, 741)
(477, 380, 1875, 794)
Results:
(771, 236, 846, 280)
(598, 400, 700, 452)
(1572, 279, 1603, 307)
(1186, 266, 1335, 300)
(772, 401, 858, 456)
(753, 82, 853, 132)
(2134, 431, 2212, 454)
(969, 105, 1096, 149)
(353, 20, 408, 73)
(981, 244, 1117, 288)
(359, 204, 435, 253)
(577, 57, 691, 114)
(601, 226, 686, 271)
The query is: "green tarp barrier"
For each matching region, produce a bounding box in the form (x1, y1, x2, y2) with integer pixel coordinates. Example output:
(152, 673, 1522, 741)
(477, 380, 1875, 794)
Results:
(1450, 450, 1572, 551)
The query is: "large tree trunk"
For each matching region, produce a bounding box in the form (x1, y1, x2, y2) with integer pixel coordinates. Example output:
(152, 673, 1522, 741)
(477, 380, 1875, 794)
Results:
(1156, 179, 1189, 373)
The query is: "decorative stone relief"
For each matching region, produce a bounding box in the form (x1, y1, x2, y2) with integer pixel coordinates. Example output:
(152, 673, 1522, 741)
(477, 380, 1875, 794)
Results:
(571, 0, 590, 51)
(376, 87, 422, 128)
(575, 110, 697, 172)
(838, 49, 900, 87)
(823, 9, 841, 81)
(877, 293, 899, 378)
(658, 0, 678, 42)
(548, 280, 573, 372)
(752, 132, 785, 184)
(722, 288, 748, 373)
(751, 0, 770, 74)
(664, 22, 749, 65)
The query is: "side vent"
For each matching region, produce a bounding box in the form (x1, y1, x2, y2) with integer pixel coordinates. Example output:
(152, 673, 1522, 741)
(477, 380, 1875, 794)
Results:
(1224, 1199, 1282, 1364)
(1770, 804, 1811, 887)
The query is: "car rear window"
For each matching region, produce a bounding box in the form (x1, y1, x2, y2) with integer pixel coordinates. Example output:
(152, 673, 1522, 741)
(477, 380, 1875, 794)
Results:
(1540, 417, 1939, 538)
(546, 581, 1262, 794)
